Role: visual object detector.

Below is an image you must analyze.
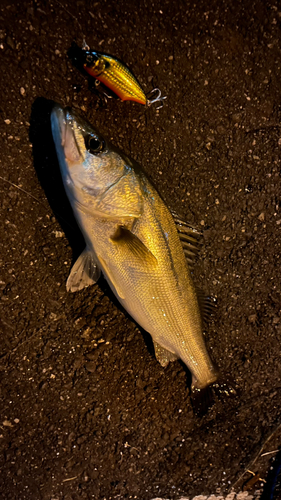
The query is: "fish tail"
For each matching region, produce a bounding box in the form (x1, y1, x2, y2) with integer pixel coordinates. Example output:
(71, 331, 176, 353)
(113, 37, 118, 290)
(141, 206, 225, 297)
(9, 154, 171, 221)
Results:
(191, 375, 238, 416)
(191, 384, 215, 416)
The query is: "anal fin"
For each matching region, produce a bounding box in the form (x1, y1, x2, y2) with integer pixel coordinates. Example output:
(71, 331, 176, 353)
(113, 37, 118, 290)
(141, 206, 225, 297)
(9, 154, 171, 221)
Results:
(66, 247, 101, 292)
(153, 340, 178, 368)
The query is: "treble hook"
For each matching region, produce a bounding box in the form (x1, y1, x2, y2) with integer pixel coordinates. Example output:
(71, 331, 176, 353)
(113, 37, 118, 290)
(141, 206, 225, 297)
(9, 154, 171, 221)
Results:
(146, 88, 167, 109)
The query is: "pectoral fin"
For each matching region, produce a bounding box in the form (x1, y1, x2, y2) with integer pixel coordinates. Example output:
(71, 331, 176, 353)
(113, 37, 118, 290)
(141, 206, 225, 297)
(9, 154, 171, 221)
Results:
(153, 340, 178, 368)
(111, 226, 157, 268)
(66, 247, 101, 292)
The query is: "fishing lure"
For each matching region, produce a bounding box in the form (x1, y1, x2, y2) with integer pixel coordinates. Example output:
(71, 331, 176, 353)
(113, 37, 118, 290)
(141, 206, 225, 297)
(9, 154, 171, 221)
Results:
(53, 1, 166, 107)
(80, 42, 166, 108)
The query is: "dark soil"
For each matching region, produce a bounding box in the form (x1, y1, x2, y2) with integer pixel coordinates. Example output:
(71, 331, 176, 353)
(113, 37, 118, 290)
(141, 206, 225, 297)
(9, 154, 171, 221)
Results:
(1, 0, 281, 499)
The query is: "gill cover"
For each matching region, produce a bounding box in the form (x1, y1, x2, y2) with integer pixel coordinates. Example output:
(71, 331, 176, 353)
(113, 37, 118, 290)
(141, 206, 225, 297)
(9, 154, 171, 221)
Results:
(51, 106, 144, 219)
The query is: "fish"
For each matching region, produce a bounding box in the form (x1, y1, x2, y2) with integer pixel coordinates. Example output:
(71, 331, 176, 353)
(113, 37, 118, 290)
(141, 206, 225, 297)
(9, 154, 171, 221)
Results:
(51, 105, 225, 412)
(68, 43, 166, 107)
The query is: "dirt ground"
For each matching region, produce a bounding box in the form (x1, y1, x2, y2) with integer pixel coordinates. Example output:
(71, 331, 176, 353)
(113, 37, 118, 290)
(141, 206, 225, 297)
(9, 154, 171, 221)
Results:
(1, 0, 281, 499)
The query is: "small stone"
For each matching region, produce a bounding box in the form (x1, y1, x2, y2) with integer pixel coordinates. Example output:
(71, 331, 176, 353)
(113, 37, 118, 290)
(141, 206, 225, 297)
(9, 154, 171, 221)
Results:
(20, 87, 25, 96)
(248, 314, 257, 323)
(231, 113, 242, 123)
(217, 125, 226, 134)
(3, 420, 13, 427)
(54, 231, 64, 238)
(85, 362, 96, 373)
(258, 212, 265, 221)
(6, 36, 15, 49)
(4, 119, 11, 125)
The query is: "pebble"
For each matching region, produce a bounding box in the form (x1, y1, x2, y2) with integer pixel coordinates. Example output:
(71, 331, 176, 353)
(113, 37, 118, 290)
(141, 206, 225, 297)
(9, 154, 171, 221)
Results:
(3, 420, 13, 427)
(152, 493, 256, 500)
(6, 35, 15, 49)
(85, 362, 96, 373)
(248, 314, 257, 323)
(20, 87, 25, 96)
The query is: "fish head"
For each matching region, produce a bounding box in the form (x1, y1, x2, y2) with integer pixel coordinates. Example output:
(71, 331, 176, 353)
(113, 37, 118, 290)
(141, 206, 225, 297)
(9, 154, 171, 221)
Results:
(51, 105, 136, 215)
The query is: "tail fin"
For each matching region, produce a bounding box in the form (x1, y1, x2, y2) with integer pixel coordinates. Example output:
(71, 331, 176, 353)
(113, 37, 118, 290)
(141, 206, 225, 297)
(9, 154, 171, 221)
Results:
(191, 376, 239, 416)
(191, 385, 214, 416)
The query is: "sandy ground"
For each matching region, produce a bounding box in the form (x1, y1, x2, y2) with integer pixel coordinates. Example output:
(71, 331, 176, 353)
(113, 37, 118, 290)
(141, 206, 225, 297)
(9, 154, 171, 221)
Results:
(1, 0, 281, 499)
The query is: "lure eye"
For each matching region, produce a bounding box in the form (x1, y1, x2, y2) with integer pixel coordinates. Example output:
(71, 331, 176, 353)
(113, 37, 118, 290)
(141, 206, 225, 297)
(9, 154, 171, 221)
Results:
(85, 135, 104, 154)
(86, 54, 94, 64)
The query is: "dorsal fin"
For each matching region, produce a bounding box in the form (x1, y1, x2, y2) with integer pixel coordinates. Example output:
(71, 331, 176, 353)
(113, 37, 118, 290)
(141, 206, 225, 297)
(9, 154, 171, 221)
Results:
(196, 289, 217, 325)
(171, 211, 203, 268)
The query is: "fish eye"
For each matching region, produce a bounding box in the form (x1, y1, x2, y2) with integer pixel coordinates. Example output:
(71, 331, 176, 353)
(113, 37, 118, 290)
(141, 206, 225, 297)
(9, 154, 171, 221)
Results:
(85, 134, 104, 154)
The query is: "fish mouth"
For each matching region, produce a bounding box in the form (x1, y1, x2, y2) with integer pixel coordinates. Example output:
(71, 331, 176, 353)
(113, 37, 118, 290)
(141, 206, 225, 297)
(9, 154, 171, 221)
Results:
(51, 105, 83, 163)
(51, 105, 67, 147)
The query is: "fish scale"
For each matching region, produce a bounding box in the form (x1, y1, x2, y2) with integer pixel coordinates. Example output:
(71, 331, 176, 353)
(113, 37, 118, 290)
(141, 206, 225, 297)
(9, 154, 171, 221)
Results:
(100, 179, 216, 387)
(51, 105, 220, 411)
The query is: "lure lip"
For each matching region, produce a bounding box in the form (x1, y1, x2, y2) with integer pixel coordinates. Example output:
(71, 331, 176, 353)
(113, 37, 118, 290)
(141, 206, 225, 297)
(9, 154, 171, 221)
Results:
(67, 42, 92, 73)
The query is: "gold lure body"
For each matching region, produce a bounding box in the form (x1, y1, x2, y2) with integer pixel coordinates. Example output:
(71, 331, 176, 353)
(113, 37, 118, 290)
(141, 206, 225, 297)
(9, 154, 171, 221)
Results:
(84, 51, 148, 105)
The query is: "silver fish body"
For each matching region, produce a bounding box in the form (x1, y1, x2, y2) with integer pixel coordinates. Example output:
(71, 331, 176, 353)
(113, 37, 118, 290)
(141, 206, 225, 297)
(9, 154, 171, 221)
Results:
(51, 105, 218, 396)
